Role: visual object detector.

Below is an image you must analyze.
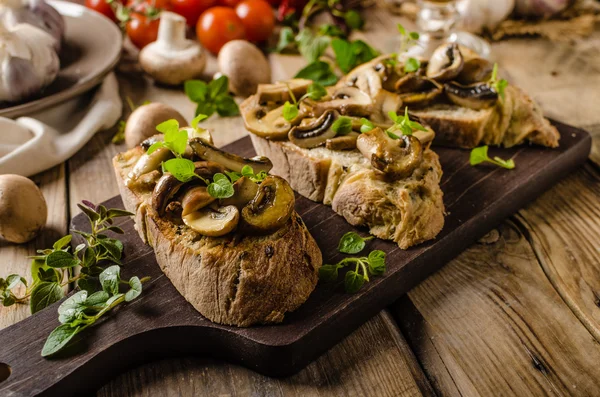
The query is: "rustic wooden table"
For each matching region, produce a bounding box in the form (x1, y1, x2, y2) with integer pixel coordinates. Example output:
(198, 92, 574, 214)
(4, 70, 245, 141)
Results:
(1, 8, 599, 396)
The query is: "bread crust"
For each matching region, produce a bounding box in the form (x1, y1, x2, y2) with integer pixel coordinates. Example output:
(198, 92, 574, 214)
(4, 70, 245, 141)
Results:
(251, 136, 445, 249)
(112, 149, 322, 327)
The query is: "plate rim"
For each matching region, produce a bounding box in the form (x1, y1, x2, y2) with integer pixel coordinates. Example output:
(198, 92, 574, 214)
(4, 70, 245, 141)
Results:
(0, 0, 123, 119)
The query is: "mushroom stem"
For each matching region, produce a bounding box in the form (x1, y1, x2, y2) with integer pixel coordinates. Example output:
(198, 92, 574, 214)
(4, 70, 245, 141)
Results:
(156, 12, 187, 51)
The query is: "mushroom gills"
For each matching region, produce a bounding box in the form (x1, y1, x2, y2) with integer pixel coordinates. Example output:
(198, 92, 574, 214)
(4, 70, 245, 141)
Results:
(221, 177, 259, 209)
(288, 110, 337, 148)
(189, 138, 273, 173)
(426, 43, 464, 82)
(241, 176, 295, 235)
(444, 81, 499, 110)
(356, 127, 423, 179)
(183, 205, 239, 237)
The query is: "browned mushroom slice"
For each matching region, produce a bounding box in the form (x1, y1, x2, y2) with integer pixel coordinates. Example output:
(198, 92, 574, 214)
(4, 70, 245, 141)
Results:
(288, 110, 337, 148)
(189, 137, 273, 174)
(241, 176, 295, 235)
(256, 79, 312, 103)
(326, 132, 359, 150)
(181, 186, 216, 216)
(183, 205, 239, 237)
(394, 75, 443, 108)
(373, 57, 404, 91)
(444, 81, 498, 110)
(426, 43, 463, 82)
(221, 177, 259, 209)
(193, 161, 227, 181)
(456, 57, 494, 85)
(151, 173, 185, 215)
(356, 127, 423, 179)
(240, 97, 298, 139)
(313, 87, 372, 117)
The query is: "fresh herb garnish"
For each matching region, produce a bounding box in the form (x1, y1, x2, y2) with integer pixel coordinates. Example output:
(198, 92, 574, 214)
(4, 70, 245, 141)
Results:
(404, 57, 421, 73)
(162, 158, 198, 183)
(283, 82, 327, 121)
(295, 28, 331, 63)
(207, 173, 235, 199)
(387, 108, 427, 138)
(294, 61, 338, 87)
(274, 26, 296, 53)
(319, 250, 386, 293)
(331, 116, 353, 136)
(344, 9, 364, 30)
(470, 146, 515, 169)
(331, 38, 379, 74)
(240, 165, 268, 183)
(360, 118, 375, 133)
(396, 24, 421, 74)
(184, 75, 239, 118)
(338, 231, 374, 254)
(489, 63, 508, 101)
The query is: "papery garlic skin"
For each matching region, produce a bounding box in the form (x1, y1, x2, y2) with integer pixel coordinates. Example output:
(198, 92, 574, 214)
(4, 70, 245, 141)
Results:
(0, 0, 64, 51)
(0, 23, 59, 102)
(457, 0, 515, 33)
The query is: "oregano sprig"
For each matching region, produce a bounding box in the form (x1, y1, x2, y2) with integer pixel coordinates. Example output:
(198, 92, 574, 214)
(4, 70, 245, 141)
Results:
(470, 146, 515, 169)
(489, 63, 508, 101)
(396, 24, 421, 73)
(283, 82, 327, 121)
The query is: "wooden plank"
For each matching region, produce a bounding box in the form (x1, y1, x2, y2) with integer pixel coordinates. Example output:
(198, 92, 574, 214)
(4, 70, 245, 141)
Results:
(97, 312, 433, 397)
(393, 201, 600, 396)
(0, 165, 67, 329)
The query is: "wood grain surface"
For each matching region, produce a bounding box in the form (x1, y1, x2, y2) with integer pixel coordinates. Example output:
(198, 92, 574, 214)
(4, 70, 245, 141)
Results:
(1, 5, 599, 397)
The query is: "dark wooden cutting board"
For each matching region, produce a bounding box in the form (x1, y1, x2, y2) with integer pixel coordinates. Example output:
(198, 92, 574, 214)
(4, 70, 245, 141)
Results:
(0, 121, 591, 396)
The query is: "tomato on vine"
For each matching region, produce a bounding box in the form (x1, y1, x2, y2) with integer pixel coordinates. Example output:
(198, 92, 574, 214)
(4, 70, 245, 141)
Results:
(170, 0, 217, 26)
(196, 7, 246, 54)
(234, 0, 274, 43)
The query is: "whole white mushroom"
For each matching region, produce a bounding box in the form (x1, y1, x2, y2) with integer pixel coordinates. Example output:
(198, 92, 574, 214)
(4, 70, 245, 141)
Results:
(0, 174, 47, 243)
(218, 40, 271, 97)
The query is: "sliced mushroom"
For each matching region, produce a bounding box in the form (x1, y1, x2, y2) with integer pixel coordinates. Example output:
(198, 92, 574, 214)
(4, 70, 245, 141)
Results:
(256, 79, 312, 103)
(373, 57, 404, 91)
(221, 177, 259, 209)
(356, 127, 423, 179)
(394, 75, 443, 108)
(407, 114, 435, 147)
(313, 86, 372, 117)
(240, 97, 298, 139)
(183, 205, 239, 237)
(140, 134, 165, 151)
(456, 57, 494, 85)
(426, 43, 463, 82)
(444, 81, 498, 110)
(181, 126, 213, 145)
(288, 110, 337, 148)
(152, 173, 185, 215)
(326, 132, 359, 150)
(126, 147, 173, 186)
(189, 138, 273, 174)
(181, 186, 216, 216)
(193, 161, 227, 181)
(372, 90, 403, 120)
(241, 176, 295, 234)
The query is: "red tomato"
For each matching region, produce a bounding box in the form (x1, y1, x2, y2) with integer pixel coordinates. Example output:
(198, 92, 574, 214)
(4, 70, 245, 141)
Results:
(235, 0, 274, 43)
(217, 0, 242, 7)
(126, 13, 161, 49)
(85, 0, 118, 22)
(170, 0, 216, 26)
(196, 7, 246, 54)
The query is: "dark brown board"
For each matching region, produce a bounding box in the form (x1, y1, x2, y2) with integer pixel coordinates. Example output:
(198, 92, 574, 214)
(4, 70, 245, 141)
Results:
(0, 121, 591, 396)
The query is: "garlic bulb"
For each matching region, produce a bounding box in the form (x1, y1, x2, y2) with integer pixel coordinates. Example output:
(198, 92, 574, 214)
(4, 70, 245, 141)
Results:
(513, 0, 574, 19)
(0, 0, 64, 51)
(0, 22, 59, 102)
(457, 0, 515, 33)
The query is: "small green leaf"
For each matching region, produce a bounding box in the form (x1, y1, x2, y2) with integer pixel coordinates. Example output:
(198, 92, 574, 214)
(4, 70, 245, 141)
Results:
(191, 114, 208, 128)
(77, 203, 99, 222)
(319, 23, 345, 37)
(294, 61, 338, 86)
(331, 38, 354, 74)
(156, 119, 179, 135)
(163, 158, 197, 183)
(6, 274, 26, 290)
(296, 28, 330, 63)
(208, 75, 229, 99)
(338, 231, 372, 254)
(225, 171, 242, 182)
(215, 95, 240, 117)
(53, 235, 72, 250)
(282, 101, 299, 122)
(163, 126, 188, 156)
(207, 173, 235, 199)
(46, 250, 80, 269)
(367, 250, 386, 275)
(195, 102, 216, 118)
(99, 265, 121, 296)
(332, 117, 353, 136)
(397, 23, 407, 36)
(184, 80, 208, 103)
(106, 209, 134, 219)
(77, 276, 101, 294)
(318, 264, 341, 283)
(125, 277, 143, 302)
(42, 323, 81, 357)
(344, 10, 363, 30)
(305, 83, 327, 101)
(98, 238, 124, 260)
(82, 247, 96, 268)
(273, 26, 295, 53)
(146, 141, 165, 155)
(241, 165, 254, 178)
(404, 57, 421, 73)
(409, 31, 420, 40)
(84, 290, 109, 307)
(30, 282, 64, 313)
(58, 290, 88, 324)
(470, 146, 490, 165)
(344, 270, 365, 293)
(360, 118, 375, 133)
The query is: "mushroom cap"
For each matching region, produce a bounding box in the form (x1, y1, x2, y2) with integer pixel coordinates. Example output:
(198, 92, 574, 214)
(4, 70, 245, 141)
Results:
(125, 103, 188, 149)
(0, 174, 47, 243)
(183, 205, 240, 237)
(218, 40, 271, 97)
(241, 176, 295, 235)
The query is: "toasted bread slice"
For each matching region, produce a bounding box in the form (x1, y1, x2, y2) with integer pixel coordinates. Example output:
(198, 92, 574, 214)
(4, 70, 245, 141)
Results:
(250, 135, 445, 249)
(412, 86, 560, 148)
(113, 147, 322, 327)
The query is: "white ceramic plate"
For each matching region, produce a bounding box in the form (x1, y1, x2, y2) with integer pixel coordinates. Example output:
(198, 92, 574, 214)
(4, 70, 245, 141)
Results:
(0, 1, 122, 118)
